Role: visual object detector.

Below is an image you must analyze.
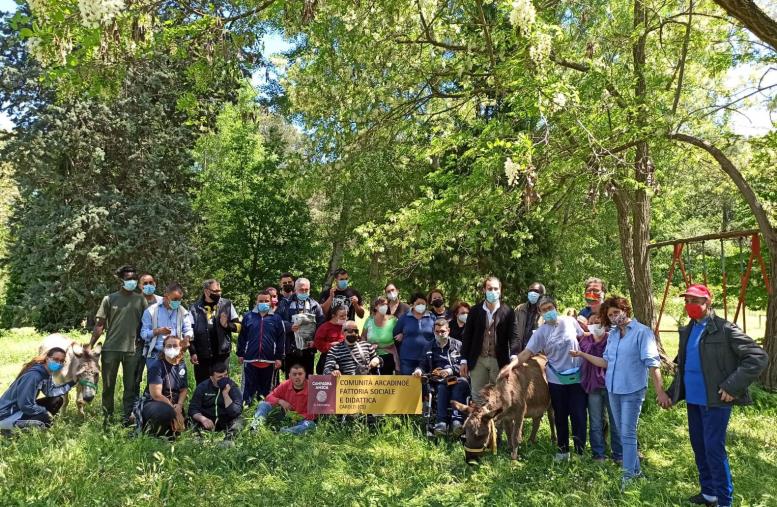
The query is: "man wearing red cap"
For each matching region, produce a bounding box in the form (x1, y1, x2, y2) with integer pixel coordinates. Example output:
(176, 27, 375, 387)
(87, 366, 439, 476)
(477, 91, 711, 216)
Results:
(666, 284, 767, 507)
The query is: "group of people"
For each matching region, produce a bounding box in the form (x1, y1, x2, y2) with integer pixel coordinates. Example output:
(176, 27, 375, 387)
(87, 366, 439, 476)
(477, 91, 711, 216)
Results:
(0, 267, 769, 507)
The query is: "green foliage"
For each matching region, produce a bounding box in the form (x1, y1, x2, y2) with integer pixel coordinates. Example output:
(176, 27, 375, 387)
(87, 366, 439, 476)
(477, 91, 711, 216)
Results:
(192, 86, 325, 310)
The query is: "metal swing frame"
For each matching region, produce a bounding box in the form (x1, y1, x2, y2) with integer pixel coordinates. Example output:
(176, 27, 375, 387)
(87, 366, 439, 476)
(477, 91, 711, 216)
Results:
(649, 229, 772, 337)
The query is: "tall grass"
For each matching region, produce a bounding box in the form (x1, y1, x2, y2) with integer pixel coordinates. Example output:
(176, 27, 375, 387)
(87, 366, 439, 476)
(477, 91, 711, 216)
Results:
(0, 328, 775, 506)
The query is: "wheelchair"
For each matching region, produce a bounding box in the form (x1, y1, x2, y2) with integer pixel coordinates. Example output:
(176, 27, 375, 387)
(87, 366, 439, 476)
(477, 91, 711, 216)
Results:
(421, 372, 470, 439)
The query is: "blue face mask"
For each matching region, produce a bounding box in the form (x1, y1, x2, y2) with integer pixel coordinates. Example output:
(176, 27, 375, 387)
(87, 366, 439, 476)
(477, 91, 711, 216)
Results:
(543, 309, 558, 322)
(485, 290, 500, 303)
(142, 284, 156, 296)
(297, 292, 309, 301)
(169, 300, 182, 310)
(123, 280, 138, 291)
(527, 291, 540, 304)
(337, 279, 349, 290)
(47, 360, 63, 373)
(256, 302, 271, 313)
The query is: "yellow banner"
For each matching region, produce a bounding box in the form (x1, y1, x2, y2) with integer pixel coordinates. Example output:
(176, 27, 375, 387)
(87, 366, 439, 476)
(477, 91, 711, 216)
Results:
(308, 375, 422, 415)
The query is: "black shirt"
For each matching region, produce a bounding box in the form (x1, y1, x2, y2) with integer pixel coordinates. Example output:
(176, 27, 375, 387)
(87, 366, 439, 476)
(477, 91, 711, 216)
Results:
(319, 288, 363, 321)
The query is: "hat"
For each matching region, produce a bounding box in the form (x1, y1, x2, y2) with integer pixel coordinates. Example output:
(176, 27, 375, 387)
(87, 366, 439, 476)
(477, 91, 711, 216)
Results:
(680, 284, 712, 299)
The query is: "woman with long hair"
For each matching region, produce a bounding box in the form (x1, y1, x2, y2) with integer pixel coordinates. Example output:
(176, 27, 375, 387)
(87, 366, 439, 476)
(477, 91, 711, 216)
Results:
(0, 347, 74, 430)
(361, 295, 399, 374)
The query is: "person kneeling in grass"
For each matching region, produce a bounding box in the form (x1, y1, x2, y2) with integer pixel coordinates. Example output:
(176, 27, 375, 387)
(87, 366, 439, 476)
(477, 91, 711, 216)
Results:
(0, 347, 74, 431)
(188, 361, 243, 440)
(252, 364, 316, 435)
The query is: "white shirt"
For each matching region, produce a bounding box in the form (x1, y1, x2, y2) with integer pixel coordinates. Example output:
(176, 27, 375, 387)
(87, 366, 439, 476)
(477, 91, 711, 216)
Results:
(482, 301, 501, 327)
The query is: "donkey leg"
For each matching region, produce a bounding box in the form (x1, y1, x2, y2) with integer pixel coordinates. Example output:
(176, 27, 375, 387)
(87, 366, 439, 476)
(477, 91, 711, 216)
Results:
(508, 420, 519, 460)
(547, 406, 557, 443)
(528, 416, 540, 445)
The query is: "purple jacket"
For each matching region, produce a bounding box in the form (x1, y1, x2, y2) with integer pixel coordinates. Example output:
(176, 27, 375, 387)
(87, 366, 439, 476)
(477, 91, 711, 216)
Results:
(579, 334, 607, 393)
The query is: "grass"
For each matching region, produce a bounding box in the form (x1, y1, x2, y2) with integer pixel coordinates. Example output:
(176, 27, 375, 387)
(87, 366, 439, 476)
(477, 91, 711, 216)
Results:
(0, 328, 776, 506)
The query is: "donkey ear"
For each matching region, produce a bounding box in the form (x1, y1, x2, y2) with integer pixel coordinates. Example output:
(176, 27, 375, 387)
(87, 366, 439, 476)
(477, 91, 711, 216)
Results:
(451, 401, 473, 414)
(72, 343, 83, 357)
(92, 343, 102, 356)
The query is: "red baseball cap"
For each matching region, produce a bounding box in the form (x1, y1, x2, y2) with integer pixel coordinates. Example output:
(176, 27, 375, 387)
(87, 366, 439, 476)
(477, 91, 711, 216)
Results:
(680, 284, 712, 299)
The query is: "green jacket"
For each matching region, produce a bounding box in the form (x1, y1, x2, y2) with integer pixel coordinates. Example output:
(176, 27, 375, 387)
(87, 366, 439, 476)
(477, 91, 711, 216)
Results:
(668, 312, 767, 408)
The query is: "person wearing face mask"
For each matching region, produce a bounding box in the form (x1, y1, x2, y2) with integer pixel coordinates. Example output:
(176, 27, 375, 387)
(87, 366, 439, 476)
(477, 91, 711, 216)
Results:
(188, 279, 241, 385)
(460, 276, 519, 403)
(265, 286, 280, 312)
(570, 296, 670, 490)
(362, 296, 399, 374)
(324, 321, 382, 375)
(133, 335, 188, 438)
(0, 347, 74, 431)
(130, 273, 164, 409)
(188, 361, 243, 440)
(90, 265, 149, 425)
(427, 288, 450, 321)
(313, 306, 348, 374)
(319, 268, 365, 320)
(277, 277, 325, 377)
(509, 295, 586, 462)
(393, 292, 437, 375)
(279, 272, 296, 305)
(140, 282, 194, 371)
(577, 314, 622, 463)
(579, 277, 606, 320)
(515, 282, 546, 353)
(413, 319, 469, 436)
(237, 291, 287, 405)
(664, 285, 766, 507)
(384, 283, 410, 317)
(448, 301, 471, 342)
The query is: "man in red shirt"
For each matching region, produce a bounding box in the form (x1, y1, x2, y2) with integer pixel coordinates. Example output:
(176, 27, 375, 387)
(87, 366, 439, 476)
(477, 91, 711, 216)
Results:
(251, 364, 316, 434)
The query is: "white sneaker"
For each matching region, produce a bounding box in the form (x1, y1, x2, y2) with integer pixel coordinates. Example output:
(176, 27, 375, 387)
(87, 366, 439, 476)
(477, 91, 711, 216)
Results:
(433, 422, 448, 435)
(250, 416, 266, 431)
(554, 452, 570, 462)
(451, 420, 464, 436)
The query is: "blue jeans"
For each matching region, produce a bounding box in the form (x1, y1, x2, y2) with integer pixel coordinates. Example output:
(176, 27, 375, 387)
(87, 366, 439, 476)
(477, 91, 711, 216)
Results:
(688, 403, 733, 506)
(254, 401, 316, 435)
(608, 388, 646, 480)
(435, 379, 470, 424)
(399, 358, 422, 376)
(588, 388, 622, 460)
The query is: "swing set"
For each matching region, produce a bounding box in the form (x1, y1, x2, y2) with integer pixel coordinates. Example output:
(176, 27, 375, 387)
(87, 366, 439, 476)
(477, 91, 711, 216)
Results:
(650, 229, 773, 337)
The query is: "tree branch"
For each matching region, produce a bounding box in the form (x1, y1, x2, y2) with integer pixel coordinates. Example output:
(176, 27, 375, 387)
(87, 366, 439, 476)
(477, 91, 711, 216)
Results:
(672, 1, 693, 115)
(713, 0, 777, 51)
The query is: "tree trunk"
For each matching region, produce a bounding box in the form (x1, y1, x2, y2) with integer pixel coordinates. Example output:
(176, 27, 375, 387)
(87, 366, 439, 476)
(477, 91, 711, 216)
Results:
(713, 0, 777, 52)
(612, 187, 636, 297)
(668, 132, 777, 389)
(321, 199, 351, 293)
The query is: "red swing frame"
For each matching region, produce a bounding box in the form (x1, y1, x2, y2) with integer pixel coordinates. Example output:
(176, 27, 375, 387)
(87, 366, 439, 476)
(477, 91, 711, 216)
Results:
(651, 229, 772, 338)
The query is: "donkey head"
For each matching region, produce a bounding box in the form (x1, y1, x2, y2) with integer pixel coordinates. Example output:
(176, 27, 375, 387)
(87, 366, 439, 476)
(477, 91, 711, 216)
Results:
(73, 344, 101, 404)
(452, 384, 502, 464)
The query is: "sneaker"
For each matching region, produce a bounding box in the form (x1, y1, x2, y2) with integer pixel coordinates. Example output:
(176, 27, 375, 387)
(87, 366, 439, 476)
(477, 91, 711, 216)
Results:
(553, 452, 570, 462)
(250, 416, 266, 431)
(433, 422, 448, 435)
(451, 420, 464, 437)
(688, 493, 718, 506)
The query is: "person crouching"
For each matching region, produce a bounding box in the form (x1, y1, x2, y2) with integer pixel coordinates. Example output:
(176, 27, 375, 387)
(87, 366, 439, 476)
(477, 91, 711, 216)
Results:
(133, 335, 188, 439)
(252, 363, 316, 434)
(188, 361, 243, 440)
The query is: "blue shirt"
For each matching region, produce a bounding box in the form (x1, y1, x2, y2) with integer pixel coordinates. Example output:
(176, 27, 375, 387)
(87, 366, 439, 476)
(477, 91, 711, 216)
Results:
(394, 311, 436, 362)
(140, 303, 194, 353)
(684, 318, 709, 406)
(602, 318, 661, 395)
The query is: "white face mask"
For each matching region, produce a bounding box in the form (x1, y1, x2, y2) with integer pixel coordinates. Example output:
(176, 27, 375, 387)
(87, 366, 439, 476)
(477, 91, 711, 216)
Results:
(377, 305, 389, 315)
(164, 347, 180, 359)
(435, 335, 448, 346)
(589, 324, 605, 338)
(386, 291, 398, 301)
(414, 304, 427, 314)
(457, 313, 468, 324)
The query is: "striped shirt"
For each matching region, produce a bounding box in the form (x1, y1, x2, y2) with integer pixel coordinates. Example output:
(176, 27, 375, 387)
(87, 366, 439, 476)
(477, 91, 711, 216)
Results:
(323, 341, 378, 375)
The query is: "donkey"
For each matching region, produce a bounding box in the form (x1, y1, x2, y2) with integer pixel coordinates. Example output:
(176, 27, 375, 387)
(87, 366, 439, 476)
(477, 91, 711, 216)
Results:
(39, 334, 101, 415)
(453, 355, 555, 463)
